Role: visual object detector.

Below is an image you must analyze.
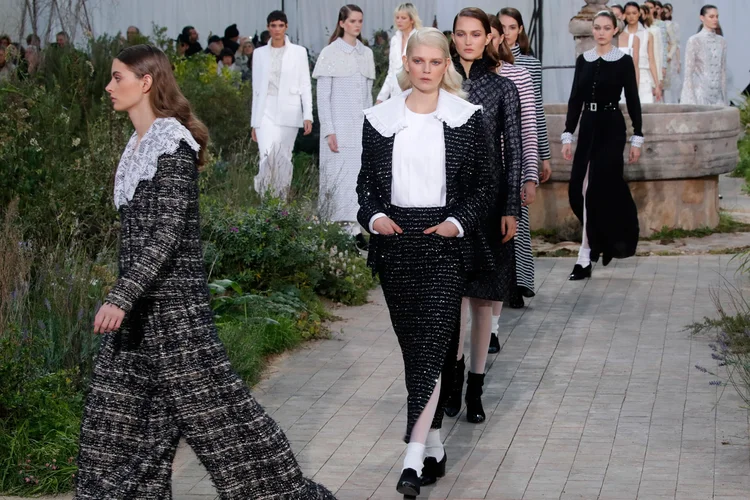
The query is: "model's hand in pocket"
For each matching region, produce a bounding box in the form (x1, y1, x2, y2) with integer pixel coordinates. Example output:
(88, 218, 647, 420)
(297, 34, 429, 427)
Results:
(327, 134, 339, 153)
(94, 303, 125, 334)
(424, 221, 459, 237)
(373, 217, 403, 235)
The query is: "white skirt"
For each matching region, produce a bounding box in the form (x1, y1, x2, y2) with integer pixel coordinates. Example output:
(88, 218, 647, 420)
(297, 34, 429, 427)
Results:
(254, 98, 299, 200)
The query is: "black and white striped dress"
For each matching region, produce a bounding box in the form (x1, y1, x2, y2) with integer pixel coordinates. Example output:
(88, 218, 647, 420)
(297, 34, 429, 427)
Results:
(499, 62, 539, 296)
(510, 44, 550, 296)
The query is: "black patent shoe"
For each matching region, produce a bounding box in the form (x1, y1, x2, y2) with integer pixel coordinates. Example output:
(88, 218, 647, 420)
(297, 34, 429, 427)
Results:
(602, 254, 612, 267)
(568, 264, 592, 281)
(488, 332, 501, 354)
(443, 355, 465, 418)
(355, 233, 369, 251)
(421, 451, 447, 486)
(397, 468, 421, 498)
(465, 372, 486, 424)
(508, 287, 525, 309)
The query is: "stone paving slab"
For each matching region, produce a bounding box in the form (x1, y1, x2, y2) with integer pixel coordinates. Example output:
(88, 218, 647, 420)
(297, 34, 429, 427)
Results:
(6, 256, 750, 499)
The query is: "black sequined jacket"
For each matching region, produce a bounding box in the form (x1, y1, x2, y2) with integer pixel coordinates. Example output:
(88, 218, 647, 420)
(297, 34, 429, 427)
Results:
(106, 142, 209, 313)
(356, 90, 494, 275)
(454, 56, 522, 220)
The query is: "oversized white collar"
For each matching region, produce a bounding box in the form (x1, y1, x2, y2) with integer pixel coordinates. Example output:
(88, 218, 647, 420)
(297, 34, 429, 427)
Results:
(114, 117, 200, 209)
(363, 89, 481, 137)
(583, 46, 625, 62)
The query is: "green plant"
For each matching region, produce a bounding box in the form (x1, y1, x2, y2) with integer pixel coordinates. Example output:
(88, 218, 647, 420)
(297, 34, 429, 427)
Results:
(645, 212, 750, 242)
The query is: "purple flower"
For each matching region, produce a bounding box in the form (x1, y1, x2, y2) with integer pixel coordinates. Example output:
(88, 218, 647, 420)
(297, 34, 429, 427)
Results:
(265, 218, 271, 223)
(37, 319, 46, 331)
(229, 226, 239, 233)
(281, 210, 289, 217)
(695, 364, 708, 373)
(709, 380, 723, 386)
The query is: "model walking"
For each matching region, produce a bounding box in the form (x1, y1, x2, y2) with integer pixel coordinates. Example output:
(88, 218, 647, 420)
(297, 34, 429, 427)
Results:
(496, 7, 550, 312)
(357, 28, 493, 497)
(76, 45, 334, 500)
(562, 11, 643, 281)
(251, 10, 313, 200)
(313, 4, 375, 247)
(681, 5, 727, 106)
(640, 4, 665, 102)
(662, 3, 682, 103)
(376, 2, 421, 103)
(444, 8, 522, 425)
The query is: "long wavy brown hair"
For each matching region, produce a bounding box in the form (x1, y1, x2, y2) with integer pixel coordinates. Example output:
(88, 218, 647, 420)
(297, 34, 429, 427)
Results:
(116, 45, 209, 166)
(328, 4, 364, 45)
(499, 7, 531, 55)
(488, 14, 515, 64)
(452, 8, 501, 70)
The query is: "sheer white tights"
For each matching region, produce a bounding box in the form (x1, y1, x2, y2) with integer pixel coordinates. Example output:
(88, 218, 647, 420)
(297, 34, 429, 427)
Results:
(403, 376, 442, 473)
(456, 298, 499, 374)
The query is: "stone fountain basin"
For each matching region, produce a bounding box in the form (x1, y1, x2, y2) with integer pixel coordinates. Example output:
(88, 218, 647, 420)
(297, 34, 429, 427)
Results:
(532, 103, 743, 237)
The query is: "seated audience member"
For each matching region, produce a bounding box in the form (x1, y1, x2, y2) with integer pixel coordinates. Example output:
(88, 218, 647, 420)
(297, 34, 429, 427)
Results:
(223, 24, 240, 54)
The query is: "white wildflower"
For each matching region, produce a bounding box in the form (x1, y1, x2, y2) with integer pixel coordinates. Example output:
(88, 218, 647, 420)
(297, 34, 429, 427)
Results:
(72, 137, 81, 147)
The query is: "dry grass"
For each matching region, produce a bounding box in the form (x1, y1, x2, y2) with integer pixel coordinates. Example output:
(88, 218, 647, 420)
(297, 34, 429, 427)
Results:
(0, 201, 31, 330)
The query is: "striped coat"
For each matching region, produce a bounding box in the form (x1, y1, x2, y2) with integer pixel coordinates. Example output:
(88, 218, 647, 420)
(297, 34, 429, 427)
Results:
(499, 61, 538, 294)
(511, 44, 551, 162)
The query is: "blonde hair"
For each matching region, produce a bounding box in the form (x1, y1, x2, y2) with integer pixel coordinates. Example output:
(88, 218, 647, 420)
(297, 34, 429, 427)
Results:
(396, 27, 465, 98)
(395, 3, 423, 30)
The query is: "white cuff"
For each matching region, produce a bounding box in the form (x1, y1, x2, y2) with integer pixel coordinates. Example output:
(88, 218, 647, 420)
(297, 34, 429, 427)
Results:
(630, 135, 644, 148)
(369, 213, 387, 234)
(561, 132, 575, 144)
(445, 217, 465, 238)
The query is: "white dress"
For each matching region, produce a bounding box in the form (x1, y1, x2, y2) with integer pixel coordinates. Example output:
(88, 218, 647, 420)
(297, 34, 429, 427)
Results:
(664, 20, 682, 103)
(312, 38, 375, 225)
(680, 28, 728, 106)
(635, 24, 654, 104)
(618, 33, 636, 103)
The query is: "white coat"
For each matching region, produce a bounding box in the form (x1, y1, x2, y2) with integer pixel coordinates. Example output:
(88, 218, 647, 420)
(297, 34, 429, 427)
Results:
(376, 29, 416, 102)
(251, 36, 313, 128)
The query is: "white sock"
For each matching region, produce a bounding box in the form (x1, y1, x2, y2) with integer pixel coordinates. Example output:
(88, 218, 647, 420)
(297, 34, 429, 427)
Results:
(425, 429, 444, 461)
(576, 247, 591, 267)
(403, 442, 426, 474)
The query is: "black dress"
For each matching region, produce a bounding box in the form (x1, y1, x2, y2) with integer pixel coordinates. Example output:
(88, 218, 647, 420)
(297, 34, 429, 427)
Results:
(76, 119, 334, 499)
(455, 57, 523, 302)
(564, 48, 643, 261)
(357, 90, 493, 441)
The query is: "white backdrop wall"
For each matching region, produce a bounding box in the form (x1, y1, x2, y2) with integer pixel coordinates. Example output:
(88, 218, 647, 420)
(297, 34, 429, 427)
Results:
(1, 0, 747, 102)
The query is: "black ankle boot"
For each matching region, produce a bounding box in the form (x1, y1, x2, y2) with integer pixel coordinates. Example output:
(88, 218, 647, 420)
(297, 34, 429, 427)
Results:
(465, 372, 486, 424)
(488, 332, 501, 354)
(443, 356, 465, 418)
(397, 468, 420, 497)
(421, 450, 447, 486)
(508, 286, 524, 309)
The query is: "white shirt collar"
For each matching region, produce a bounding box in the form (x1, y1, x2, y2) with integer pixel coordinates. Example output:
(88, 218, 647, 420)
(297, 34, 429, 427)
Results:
(583, 46, 625, 62)
(363, 89, 481, 137)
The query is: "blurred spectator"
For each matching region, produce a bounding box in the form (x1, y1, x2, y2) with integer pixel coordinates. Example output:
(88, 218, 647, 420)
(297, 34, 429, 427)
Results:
(205, 35, 223, 59)
(181, 26, 203, 57)
(374, 30, 389, 47)
(235, 38, 254, 80)
(0, 47, 16, 82)
(55, 31, 69, 47)
(259, 30, 270, 46)
(126, 26, 140, 43)
(26, 34, 41, 48)
(223, 24, 240, 54)
(176, 33, 190, 57)
(0, 35, 10, 49)
(217, 48, 240, 75)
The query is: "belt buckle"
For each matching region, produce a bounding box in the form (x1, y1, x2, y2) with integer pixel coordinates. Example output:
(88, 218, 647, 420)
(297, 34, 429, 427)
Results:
(590, 102, 597, 112)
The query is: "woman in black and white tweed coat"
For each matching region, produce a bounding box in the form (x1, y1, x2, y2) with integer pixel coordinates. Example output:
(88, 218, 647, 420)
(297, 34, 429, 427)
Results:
(75, 45, 335, 500)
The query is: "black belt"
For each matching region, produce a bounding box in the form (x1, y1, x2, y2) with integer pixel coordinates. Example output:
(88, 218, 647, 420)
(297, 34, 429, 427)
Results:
(583, 102, 618, 112)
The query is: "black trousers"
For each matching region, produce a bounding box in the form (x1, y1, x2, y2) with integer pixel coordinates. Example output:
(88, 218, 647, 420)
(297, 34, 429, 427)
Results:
(75, 298, 335, 500)
(374, 205, 465, 442)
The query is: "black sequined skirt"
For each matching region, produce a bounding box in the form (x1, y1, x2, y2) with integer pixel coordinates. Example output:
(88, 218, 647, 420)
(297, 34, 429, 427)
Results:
(372, 205, 465, 442)
(464, 207, 515, 302)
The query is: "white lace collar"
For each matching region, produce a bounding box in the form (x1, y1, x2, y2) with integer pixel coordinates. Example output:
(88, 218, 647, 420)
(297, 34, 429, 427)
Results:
(363, 89, 481, 137)
(114, 117, 200, 209)
(583, 46, 625, 62)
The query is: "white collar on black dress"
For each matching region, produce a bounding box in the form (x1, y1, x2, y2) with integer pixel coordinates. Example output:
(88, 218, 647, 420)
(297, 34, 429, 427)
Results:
(363, 89, 481, 137)
(583, 46, 625, 62)
(114, 117, 200, 209)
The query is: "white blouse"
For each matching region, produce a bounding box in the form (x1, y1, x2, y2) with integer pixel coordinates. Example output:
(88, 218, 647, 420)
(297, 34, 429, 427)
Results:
(267, 44, 286, 96)
(391, 108, 446, 208)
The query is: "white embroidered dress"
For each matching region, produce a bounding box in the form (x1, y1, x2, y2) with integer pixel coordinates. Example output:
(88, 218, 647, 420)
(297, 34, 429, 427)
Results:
(114, 118, 200, 209)
(312, 38, 375, 224)
(680, 28, 728, 106)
